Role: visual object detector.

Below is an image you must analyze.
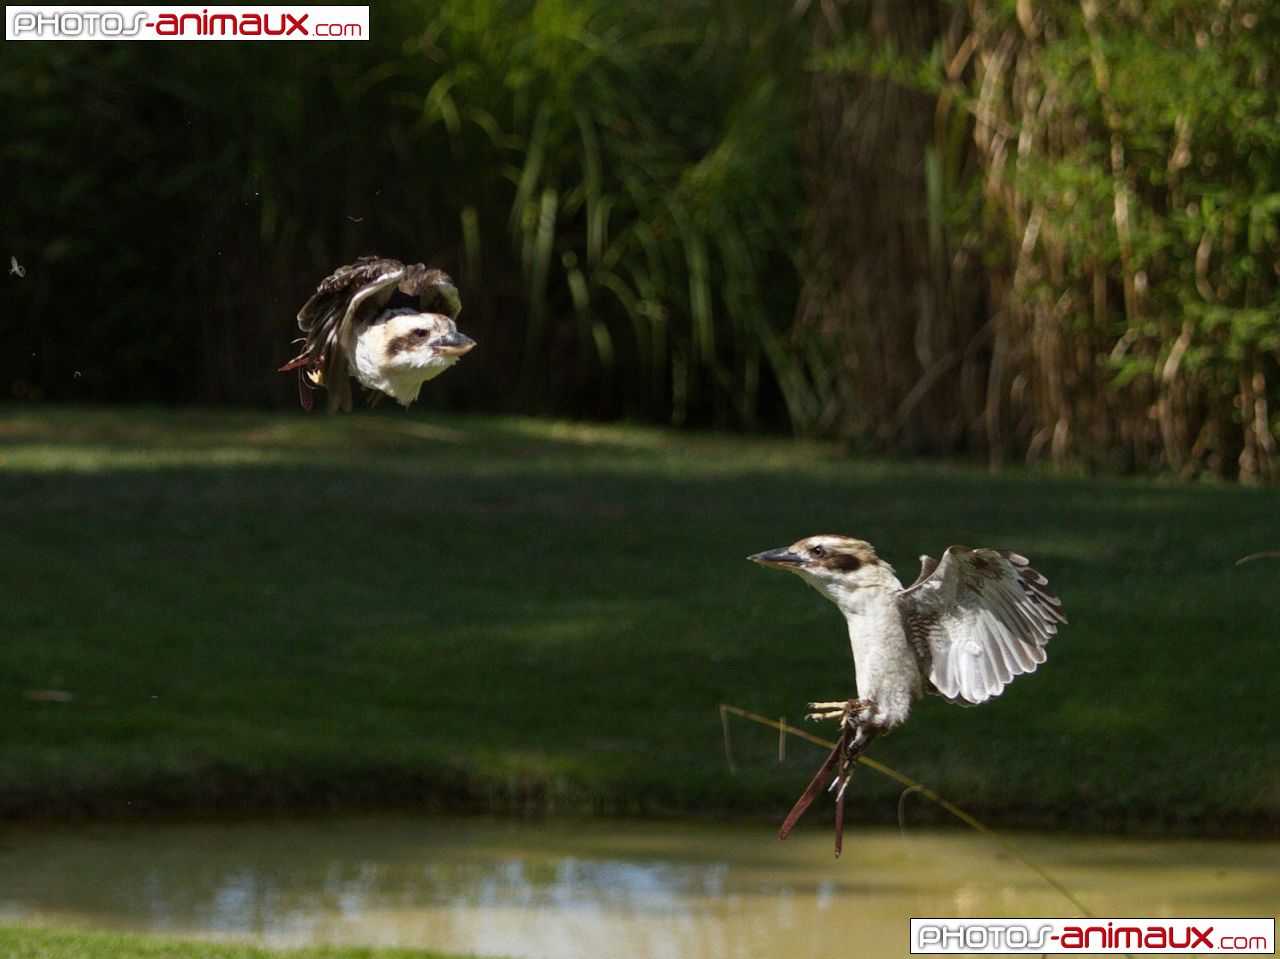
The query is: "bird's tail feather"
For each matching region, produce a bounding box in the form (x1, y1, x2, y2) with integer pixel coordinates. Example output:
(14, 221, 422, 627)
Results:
(778, 729, 846, 842)
(779, 723, 879, 858)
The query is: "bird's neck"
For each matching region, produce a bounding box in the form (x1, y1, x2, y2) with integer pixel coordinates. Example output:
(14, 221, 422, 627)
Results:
(819, 566, 903, 619)
(833, 581, 900, 622)
(836, 579, 919, 730)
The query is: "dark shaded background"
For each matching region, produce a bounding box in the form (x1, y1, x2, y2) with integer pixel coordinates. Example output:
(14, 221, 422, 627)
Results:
(3, 2, 806, 427)
(5, 0, 1279, 476)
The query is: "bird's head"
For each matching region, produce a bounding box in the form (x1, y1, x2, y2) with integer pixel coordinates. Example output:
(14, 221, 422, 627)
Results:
(749, 535, 893, 605)
(376, 308, 476, 379)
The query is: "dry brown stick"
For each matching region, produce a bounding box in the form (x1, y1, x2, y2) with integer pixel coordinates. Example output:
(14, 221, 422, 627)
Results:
(1236, 551, 1280, 566)
(719, 703, 1098, 918)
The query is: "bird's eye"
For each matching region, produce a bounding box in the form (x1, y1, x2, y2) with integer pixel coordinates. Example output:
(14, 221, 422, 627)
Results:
(412, 329, 430, 339)
(810, 545, 826, 558)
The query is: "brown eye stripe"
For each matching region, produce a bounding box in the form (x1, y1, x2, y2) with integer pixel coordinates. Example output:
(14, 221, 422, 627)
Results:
(820, 553, 863, 572)
(385, 333, 418, 356)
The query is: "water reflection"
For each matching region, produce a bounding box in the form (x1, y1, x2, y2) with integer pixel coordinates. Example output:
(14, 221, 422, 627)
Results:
(0, 816, 1275, 958)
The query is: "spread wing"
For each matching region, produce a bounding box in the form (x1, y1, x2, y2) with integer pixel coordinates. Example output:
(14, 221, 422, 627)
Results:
(896, 546, 1066, 705)
(282, 257, 461, 413)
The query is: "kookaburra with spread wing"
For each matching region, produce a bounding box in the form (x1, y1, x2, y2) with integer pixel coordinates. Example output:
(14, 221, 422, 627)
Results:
(749, 535, 1066, 855)
(280, 256, 475, 412)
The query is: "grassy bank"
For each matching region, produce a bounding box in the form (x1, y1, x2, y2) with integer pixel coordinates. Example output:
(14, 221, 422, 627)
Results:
(0, 407, 1276, 833)
(0, 927, 471, 959)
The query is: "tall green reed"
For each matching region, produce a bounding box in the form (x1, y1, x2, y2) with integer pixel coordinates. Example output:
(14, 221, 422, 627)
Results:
(2, 0, 819, 430)
(802, 0, 1280, 480)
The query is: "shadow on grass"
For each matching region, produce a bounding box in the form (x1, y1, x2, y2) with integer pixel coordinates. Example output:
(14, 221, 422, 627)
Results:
(1, 406, 1277, 833)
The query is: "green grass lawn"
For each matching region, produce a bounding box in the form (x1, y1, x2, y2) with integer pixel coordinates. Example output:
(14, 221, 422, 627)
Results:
(0, 927, 471, 959)
(1, 406, 1277, 833)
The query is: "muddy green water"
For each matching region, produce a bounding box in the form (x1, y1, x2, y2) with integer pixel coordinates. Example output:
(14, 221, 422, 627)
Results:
(0, 816, 1275, 958)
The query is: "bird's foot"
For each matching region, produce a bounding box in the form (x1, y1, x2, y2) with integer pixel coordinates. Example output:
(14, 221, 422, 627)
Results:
(806, 698, 874, 727)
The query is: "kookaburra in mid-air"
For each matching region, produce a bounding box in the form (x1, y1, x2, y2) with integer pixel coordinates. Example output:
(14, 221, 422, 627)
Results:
(749, 535, 1065, 855)
(280, 256, 475, 412)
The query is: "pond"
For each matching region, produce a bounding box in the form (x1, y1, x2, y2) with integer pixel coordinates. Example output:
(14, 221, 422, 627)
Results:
(0, 815, 1275, 958)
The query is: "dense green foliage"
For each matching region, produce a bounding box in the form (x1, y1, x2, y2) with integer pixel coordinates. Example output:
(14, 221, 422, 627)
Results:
(4, 0, 1278, 477)
(2, 407, 1277, 832)
(2, 2, 808, 425)
(805, 0, 1280, 478)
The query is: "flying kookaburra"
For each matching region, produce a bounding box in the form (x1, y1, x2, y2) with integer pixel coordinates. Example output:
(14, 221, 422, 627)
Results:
(280, 256, 475, 412)
(749, 535, 1065, 855)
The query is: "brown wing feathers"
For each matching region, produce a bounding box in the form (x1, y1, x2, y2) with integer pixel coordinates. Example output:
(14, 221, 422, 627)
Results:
(900, 546, 1065, 704)
(999, 550, 1068, 627)
(281, 257, 459, 413)
(398, 265, 461, 319)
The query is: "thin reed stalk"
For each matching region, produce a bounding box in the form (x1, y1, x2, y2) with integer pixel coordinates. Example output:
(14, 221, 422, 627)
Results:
(720, 704, 1098, 918)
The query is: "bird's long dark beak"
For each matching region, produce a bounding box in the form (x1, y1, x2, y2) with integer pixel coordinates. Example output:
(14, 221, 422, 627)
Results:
(748, 547, 805, 569)
(434, 331, 476, 356)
